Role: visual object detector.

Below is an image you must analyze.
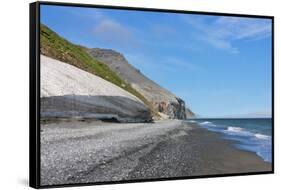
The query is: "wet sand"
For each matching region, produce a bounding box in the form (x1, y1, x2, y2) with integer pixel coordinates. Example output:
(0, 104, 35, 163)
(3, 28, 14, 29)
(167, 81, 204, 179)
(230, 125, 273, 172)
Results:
(40, 120, 271, 186)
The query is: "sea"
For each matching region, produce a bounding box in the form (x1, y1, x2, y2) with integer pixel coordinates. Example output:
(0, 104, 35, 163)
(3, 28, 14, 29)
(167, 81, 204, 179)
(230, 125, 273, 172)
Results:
(186, 118, 272, 162)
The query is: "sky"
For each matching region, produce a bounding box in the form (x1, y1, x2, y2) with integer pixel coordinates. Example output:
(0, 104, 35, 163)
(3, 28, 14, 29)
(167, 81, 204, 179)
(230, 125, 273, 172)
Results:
(41, 5, 272, 118)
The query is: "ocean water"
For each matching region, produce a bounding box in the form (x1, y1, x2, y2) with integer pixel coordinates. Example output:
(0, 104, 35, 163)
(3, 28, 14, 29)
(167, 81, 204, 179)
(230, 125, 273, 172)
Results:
(186, 118, 272, 162)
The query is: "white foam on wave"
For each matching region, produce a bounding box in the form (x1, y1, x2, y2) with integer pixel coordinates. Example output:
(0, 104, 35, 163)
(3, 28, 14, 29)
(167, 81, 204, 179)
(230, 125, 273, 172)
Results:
(227, 126, 243, 132)
(225, 126, 253, 136)
(226, 127, 271, 140)
(200, 121, 211, 125)
(199, 121, 216, 127)
(187, 120, 197, 123)
(255, 133, 271, 140)
(198, 122, 272, 162)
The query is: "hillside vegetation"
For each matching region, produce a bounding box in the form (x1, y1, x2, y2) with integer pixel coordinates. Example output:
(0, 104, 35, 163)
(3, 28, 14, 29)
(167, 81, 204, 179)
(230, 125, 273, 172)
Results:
(40, 24, 157, 116)
(87, 48, 192, 119)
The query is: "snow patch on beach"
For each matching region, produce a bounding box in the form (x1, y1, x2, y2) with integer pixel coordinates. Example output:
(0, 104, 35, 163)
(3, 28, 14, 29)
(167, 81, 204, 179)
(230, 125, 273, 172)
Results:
(40, 55, 151, 122)
(41, 55, 142, 102)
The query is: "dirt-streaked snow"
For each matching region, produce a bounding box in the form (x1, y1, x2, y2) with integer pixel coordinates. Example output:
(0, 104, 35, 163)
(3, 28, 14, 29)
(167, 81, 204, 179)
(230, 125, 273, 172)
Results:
(41, 55, 141, 101)
(40, 55, 152, 122)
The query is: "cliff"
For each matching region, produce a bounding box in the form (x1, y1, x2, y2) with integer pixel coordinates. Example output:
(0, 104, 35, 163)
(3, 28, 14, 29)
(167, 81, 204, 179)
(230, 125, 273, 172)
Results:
(40, 24, 195, 121)
(186, 108, 195, 118)
(87, 48, 194, 119)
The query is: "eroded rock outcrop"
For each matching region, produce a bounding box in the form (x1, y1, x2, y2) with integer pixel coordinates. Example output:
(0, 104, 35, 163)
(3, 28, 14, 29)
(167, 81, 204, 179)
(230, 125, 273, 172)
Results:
(87, 48, 194, 119)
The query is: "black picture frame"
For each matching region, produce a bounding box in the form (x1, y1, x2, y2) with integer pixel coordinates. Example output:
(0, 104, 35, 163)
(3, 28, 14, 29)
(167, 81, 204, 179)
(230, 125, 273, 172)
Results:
(30, 1, 274, 189)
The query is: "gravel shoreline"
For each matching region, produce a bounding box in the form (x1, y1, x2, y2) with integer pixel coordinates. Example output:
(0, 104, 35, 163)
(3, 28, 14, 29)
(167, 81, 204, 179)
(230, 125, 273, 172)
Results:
(40, 120, 271, 186)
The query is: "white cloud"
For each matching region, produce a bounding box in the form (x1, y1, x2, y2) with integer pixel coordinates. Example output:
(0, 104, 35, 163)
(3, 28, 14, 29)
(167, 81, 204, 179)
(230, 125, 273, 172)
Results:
(214, 17, 271, 40)
(93, 19, 132, 39)
(68, 8, 138, 49)
(181, 15, 271, 53)
(92, 19, 140, 49)
(67, 8, 105, 21)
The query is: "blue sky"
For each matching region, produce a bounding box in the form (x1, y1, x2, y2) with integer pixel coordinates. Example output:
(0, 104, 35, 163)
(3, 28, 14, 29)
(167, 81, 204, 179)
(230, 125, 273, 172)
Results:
(41, 5, 272, 118)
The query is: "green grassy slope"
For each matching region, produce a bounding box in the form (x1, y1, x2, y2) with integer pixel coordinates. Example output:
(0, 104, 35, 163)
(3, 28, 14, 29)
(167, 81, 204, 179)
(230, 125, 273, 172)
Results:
(40, 24, 158, 117)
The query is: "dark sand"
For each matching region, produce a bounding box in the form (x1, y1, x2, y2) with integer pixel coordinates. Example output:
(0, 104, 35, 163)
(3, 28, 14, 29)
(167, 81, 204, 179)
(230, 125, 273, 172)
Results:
(40, 120, 271, 186)
(128, 123, 271, 179)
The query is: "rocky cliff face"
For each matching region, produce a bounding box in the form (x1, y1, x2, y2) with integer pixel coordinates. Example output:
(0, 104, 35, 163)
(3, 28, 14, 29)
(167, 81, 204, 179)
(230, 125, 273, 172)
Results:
(87, 48, 194, 119)
(185, 108, 195, 118)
